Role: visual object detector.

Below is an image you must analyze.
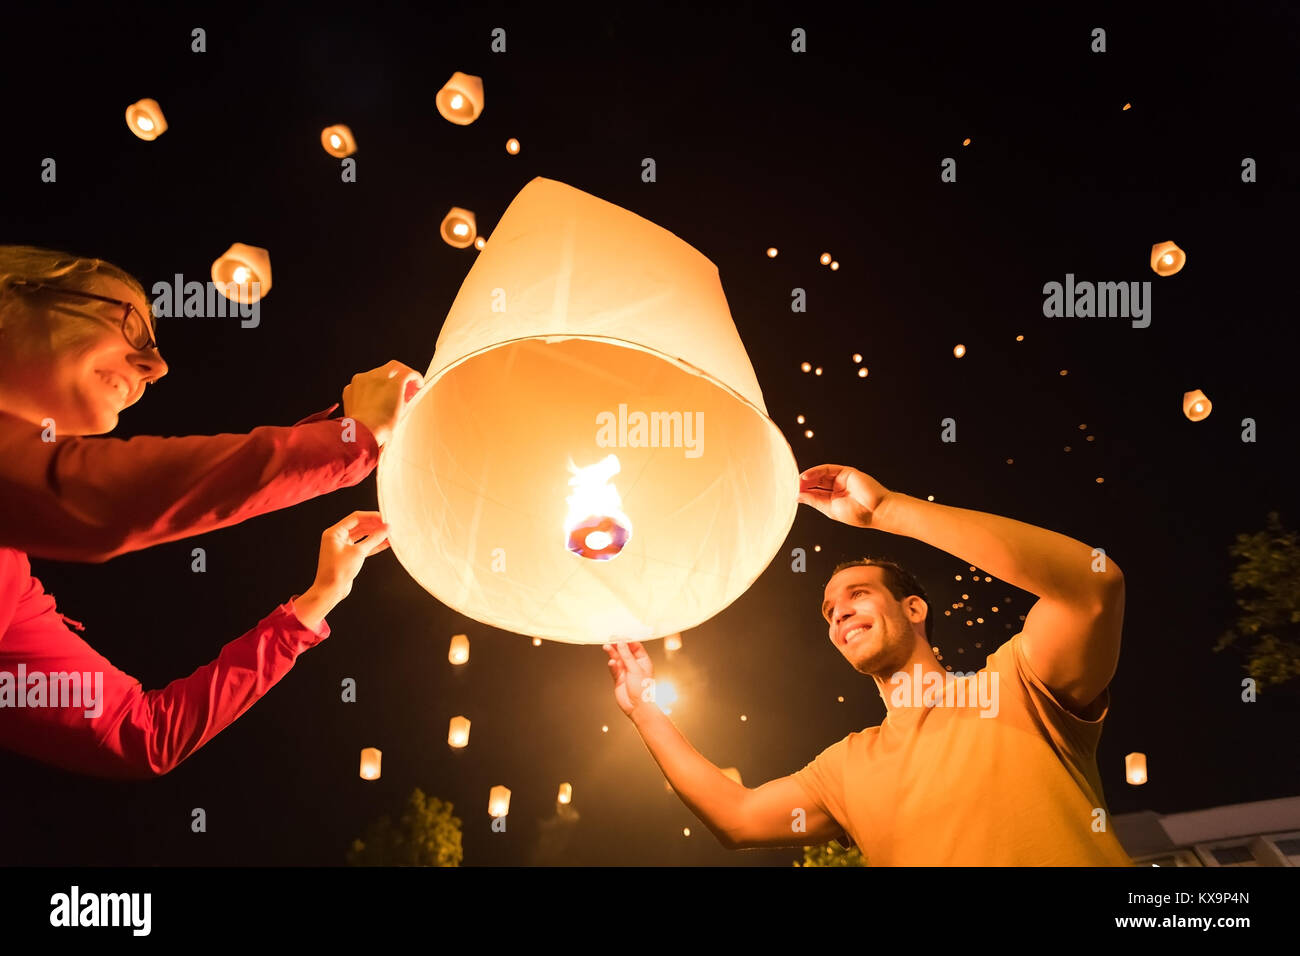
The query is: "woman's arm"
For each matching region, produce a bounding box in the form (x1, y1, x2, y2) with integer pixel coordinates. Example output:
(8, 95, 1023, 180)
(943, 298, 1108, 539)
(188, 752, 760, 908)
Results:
(0, 587, 336, 779)
(0, 407, 377, 562)
(0, 512, 382, 779)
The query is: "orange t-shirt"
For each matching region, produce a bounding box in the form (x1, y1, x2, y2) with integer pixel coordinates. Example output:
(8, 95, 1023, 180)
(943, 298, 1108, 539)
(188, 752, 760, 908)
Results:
(793, 633, 1133, 865)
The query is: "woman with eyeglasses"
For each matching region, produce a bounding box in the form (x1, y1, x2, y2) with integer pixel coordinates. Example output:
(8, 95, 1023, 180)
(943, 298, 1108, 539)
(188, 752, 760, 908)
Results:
(0, 245, 422, 777)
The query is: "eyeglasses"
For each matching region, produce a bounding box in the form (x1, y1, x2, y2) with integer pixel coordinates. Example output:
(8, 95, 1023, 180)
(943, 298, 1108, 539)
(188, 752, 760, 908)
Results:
(9, 280, 157, 351)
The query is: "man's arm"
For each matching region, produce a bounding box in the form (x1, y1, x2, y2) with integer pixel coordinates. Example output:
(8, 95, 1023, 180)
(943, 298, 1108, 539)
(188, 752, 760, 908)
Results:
(631, 705, 843, 849)
(873, 490, 1124, 715)
(608, 641, 842, 849)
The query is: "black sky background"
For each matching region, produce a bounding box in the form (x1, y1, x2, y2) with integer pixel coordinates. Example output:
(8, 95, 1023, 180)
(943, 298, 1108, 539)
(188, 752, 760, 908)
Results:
(1, 1, 1297, 865)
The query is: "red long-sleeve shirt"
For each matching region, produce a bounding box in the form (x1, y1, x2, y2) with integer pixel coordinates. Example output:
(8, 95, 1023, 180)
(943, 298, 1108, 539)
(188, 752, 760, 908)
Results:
(0, 405, 379, 778)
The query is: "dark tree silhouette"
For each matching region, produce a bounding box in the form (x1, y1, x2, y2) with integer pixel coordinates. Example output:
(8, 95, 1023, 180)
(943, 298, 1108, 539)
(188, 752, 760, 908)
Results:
(1214, 512, 1300, 688)
(346, 787, 463, 866)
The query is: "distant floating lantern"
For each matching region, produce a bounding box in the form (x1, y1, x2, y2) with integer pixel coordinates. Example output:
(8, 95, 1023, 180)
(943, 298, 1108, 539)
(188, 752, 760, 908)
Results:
(125, 98, 167, 141)
(320, 124, 356, 157)
(211, 243, 272, 304)
(962, 137, 971, 146)
(505, 137, 520, 154)
(1122, 102, 1131, 110)
(1015, 334, 1024, 341)
(813, 545, 821, 552)
(1182, 389, 1212, 421)
(448, 715, 470, 748)
(829, 261, 839, 271)
(655, 679, 679, 713)
(436, 71, 484, 125)
(359, 747, 381, 780)
(953, 344, 966, 358)
(857, 368, 868, 378)
(766, 247, 778, 258)
(449, 633, 469, 665)
(820, 253, 831, 265)
(377, 178, 800, 644)
(801, 362, 812, 372)
(1150, 241, 1186, 276)
(683, 827, 691, 836)
(440, 207, 478, 248)
(721, 767, 743, 786)
(664, 633, 682, 652)
(1126, 752, 1147, 785)
(852, 353, 862, 363)
(804, 429, 814, 438)
(557, 782, 573, 805)
(532, 636, 542, 646)
(796, 414, 805, 424)
(488, 785, 511, 817)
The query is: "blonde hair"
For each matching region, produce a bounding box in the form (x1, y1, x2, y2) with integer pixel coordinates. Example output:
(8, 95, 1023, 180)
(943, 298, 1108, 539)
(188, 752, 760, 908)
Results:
(0, 245, 147, 314)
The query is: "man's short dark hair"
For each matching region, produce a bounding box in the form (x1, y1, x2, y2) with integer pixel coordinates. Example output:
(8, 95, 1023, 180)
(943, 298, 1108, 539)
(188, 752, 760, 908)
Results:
(826, 558, 934, 644)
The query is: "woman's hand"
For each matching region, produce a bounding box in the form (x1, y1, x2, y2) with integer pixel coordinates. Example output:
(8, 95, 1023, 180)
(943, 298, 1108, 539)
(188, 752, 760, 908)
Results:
(312, 511, 390, 600)
(342, 360, 424, 448)
(604, 641, 657, 720)
(797, 464, 892, 528)
(293, 512, 390, 631)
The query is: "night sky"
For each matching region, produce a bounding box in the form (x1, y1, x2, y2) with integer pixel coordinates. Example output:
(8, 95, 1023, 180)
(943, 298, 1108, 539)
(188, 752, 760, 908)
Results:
(2, 3, 1297, 866)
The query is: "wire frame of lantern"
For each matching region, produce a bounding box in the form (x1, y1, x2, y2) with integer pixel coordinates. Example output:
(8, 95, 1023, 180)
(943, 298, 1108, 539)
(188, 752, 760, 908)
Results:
(436, 72, 484, 125)
(1182, 389, 1212, 422)
(440, 207, 478, 249)
(321, 124, 357, 158)
(1125, 752, 1147, 785)
(448, 633, 469, 665)
(448, 716, 470, 748)
(488, 785, 511, 817)
(359, 747, 382, 780)
(125, 99, 167, 141)
(1150, 241, 1186, 276)
(211, 243, 272, 304)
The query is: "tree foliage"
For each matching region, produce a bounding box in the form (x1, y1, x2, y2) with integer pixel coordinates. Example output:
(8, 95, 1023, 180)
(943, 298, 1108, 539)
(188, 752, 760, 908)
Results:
(346, 787, 463, 866)
(793, 841, 868, 866)
(1214, 511, 1300, 688)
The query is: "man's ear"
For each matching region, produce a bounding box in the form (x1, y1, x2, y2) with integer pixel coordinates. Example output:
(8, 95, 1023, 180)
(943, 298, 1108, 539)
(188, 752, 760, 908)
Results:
(904, 595, 928, 625)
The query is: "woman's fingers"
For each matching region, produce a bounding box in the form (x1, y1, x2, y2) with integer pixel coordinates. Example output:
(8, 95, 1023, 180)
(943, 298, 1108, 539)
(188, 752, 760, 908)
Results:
(360, 528, 390, 555)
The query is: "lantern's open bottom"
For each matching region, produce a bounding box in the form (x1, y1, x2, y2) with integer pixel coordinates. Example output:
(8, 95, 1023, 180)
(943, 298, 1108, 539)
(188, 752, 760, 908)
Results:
(377, 335, 800, 645)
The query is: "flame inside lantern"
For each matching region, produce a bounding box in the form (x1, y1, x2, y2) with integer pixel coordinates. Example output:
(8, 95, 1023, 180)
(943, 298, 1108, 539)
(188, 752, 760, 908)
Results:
(564, 454, 632, 560)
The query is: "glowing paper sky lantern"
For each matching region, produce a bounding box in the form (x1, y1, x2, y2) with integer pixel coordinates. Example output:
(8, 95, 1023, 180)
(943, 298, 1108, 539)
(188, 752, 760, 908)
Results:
(320, 124, 356, 157)
(488, 785, 511, 818)
(440, 207, 477, 249)
(125, 99, 167, 140)
(1126, 752, 1147, 785)
(436, 72, 484, 125)
(557, 783, 573, 805)
(211, 243, 271, 304)
(664, 634, 683, 653)
(377, 177, 800, 644)
(1150, 241, 1186, 276)
(359, 747, 381, 780)
(448, 716, 470, 748)
(1182, 389, 1212, 421)
(448, 633, 469, 665)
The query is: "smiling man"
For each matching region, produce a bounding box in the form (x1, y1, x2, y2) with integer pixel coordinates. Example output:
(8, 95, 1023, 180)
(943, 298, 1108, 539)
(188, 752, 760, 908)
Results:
(604, 463, 1133, 865)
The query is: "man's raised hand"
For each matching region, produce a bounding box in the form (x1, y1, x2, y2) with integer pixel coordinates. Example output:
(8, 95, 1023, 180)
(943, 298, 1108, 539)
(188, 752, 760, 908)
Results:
(797, 464, 891, 529)
(604, 640, 656, 719)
